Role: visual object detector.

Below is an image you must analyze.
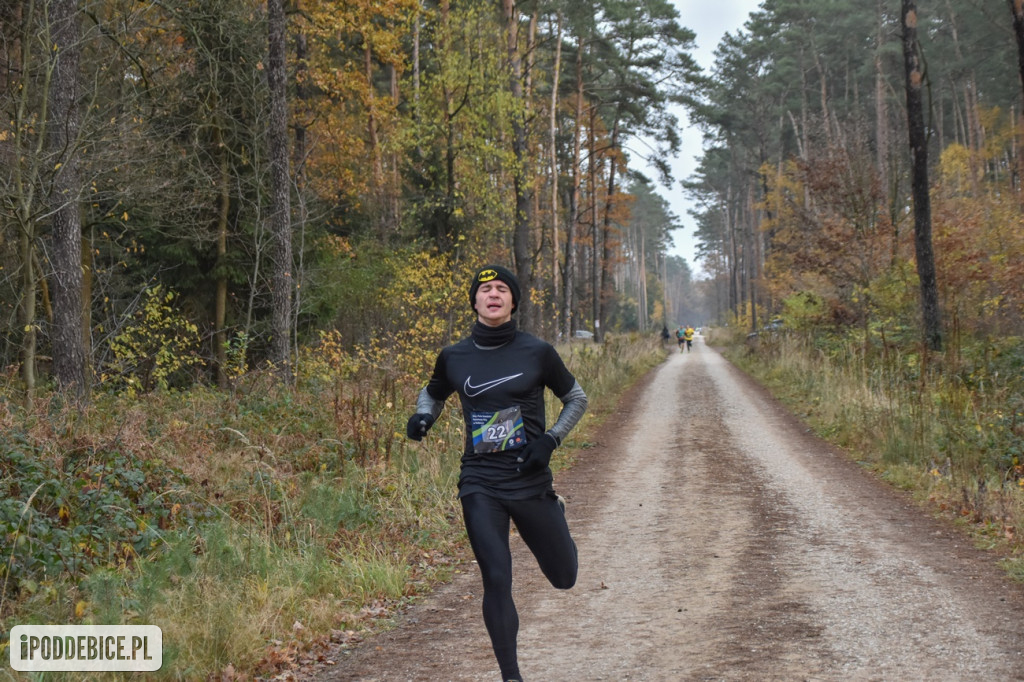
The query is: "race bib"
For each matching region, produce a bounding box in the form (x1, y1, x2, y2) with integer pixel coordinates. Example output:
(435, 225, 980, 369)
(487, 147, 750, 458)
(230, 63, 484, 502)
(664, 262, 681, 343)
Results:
(471, 406, 526, 453)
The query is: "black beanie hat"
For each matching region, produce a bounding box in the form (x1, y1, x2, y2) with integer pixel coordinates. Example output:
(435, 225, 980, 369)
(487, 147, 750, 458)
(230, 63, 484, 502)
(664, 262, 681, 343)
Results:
(469, 265, 521, 314)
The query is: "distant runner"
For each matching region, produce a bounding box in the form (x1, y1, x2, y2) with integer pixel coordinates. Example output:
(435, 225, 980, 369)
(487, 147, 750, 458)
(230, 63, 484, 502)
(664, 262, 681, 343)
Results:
(683, 325, 695, 352)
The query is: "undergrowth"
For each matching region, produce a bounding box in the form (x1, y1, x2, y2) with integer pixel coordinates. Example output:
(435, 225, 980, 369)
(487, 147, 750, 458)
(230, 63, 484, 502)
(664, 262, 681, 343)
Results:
(0, 332, 665, 680)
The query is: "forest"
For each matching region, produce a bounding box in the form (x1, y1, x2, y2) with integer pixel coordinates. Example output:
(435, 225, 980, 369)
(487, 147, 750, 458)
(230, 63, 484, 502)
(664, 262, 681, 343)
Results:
(1, 0, 1024, 677)
(693, 0, 1024, 348)
(1, 0, 706, 401)
(1, 0, 1022, 400)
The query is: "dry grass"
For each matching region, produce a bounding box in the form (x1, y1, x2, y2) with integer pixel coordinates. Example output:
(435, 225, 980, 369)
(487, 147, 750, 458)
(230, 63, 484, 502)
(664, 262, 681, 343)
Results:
(722, 327, 1024, 583)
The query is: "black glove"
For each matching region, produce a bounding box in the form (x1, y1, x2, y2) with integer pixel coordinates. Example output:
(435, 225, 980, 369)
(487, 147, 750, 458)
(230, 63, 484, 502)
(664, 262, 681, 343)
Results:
(516, 433, 558, 474)
(406, 413, 435, 441)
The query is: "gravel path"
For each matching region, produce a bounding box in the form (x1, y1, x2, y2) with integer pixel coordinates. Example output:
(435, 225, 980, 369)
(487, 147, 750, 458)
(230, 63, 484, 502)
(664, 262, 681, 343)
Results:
(303, 338, 1024, 681)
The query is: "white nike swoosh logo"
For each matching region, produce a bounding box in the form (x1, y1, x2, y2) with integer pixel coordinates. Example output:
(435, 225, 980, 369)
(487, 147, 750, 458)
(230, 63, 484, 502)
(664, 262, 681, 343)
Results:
(464, 373, 523, 397)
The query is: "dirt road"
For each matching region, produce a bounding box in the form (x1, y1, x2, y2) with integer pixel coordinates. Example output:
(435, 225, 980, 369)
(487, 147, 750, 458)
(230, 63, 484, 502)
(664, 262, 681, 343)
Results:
(305, 338, 1024, 681)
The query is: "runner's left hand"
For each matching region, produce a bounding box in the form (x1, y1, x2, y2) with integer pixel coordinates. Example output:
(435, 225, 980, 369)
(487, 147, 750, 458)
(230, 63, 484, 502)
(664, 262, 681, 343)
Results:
(516, 433, 558, 473)
(405, 413, 435, 441)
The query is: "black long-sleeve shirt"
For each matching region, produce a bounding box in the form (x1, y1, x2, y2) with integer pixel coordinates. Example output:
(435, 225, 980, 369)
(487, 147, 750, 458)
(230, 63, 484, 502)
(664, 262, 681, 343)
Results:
(418, 330, 587, 499)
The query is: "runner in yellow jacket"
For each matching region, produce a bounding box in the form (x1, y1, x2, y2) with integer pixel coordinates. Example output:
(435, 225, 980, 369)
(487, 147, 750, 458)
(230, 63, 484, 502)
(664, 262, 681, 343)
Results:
(683, 325, 695, 352)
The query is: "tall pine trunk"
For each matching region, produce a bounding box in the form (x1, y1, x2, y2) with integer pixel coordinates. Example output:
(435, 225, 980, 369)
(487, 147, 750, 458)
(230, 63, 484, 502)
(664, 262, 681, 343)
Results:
(1012, 1, 1024, 101)
(214, 119, 230, 388)
(19, 214, 36, 402)
(874, 2, 890, 200)
(588, 105, 601, 341)
(597, 118, 621, 344)
(562, 46, 584, 341)
(436, 0, 456, 253)
(549, 12, 563, 331)
(267, 0, 293, 376)
(504, 0, 532, 322)
(901, 1, 942, 351)
(48, 0, 87, 398)
(1010, 0, 1024, 196)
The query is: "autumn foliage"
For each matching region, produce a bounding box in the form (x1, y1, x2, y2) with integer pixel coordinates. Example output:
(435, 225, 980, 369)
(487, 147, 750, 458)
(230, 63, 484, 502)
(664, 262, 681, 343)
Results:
(756, 111, 1024, 344)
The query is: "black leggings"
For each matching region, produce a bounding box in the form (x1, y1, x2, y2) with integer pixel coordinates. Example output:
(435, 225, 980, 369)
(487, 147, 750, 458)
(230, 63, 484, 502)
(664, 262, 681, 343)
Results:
(460, 492, 578, 680)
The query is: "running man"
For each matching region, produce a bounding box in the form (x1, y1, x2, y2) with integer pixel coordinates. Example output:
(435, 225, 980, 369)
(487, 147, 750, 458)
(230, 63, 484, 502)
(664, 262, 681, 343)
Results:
(406, 265, 588, 682)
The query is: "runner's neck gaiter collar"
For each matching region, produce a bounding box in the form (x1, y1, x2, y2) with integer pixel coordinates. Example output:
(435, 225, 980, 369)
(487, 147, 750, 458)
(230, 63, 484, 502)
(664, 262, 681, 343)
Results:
(471, 320, 517, 348)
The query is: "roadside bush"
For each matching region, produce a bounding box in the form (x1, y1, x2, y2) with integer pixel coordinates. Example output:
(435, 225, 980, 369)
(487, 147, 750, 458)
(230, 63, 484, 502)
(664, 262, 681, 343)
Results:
(100, 286, 205, 395)
(0, 437, 210, 601)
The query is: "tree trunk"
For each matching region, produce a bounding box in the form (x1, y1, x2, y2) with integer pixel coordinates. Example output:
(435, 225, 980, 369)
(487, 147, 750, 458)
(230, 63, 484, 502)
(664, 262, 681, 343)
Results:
(901, 0, 942, 351)
(1012, 1, 1024, 103)
(562, 45, 584, 341)
(365, 43, 384, 236)
(19, 216, 36, 402)
(549, 12, 563, 331)
(800, 47, 811, 163)
(413, 1, 422, 143)
(945, 2, 981, 195)
(47, 0, 87, 398)
(746, 184, 758, 334)
(875, 1, 889, 197)
(597, 118, 621, 343)
(524, 10, 541, 332)
(267, 0, 293, 375)
(504, 0, 532, 323)
(294, 18, 310, 375)
(811, 47, 833, 146)
(214, 121, 230, 388)
(637, 228, 647, 329)
(81, 230, 92, 383)
(437, 0, 456, 253)
(1009, 0, 1024, 197)
(589, 105, 601, 341)
(389, 62, 400, 232)
(9, 0, 35, 401)
(726, 186, 739, 318)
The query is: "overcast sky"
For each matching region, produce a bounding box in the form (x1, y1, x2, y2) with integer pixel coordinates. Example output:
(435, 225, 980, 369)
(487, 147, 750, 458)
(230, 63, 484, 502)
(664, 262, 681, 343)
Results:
(633, 0, 763, 276)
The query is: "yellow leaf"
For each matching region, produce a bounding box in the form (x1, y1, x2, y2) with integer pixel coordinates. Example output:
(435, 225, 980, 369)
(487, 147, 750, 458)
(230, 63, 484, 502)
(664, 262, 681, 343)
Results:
(75, 601, 88, 618)
(122, 211, 129, 221)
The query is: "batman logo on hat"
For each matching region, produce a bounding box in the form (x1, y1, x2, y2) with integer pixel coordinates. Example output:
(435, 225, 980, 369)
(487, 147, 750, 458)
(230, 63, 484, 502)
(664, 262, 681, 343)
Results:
(469, 264, 521, 314)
